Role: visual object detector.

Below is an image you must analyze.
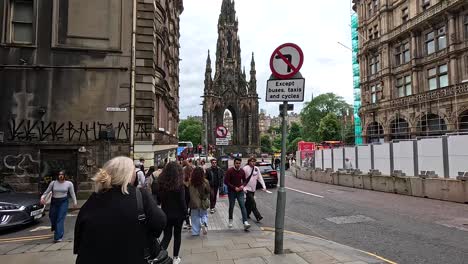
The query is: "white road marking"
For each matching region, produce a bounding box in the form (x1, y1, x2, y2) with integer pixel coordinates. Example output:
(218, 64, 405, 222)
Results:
(285, 187, 324, 198)
(29, 226, 51, 232)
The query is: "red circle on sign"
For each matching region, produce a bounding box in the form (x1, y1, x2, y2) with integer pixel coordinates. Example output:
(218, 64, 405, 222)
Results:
(216, 125, 228, 138)
(269, 43, 304, 79)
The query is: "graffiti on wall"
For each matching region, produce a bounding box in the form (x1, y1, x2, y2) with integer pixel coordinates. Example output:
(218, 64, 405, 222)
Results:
(8, 119, 131, 142)
(2, 153, 40, 178)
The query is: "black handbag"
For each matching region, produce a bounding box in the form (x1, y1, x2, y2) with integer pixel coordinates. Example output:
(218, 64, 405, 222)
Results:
(136, 188, 172, 264)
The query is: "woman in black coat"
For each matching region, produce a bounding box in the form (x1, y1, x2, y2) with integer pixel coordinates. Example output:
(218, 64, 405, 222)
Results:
(156, 161, 187, 264)
(74, 156, 166, 264)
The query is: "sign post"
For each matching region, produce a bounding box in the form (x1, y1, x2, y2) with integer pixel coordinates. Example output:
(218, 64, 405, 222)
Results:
(215, 125, 229, 158)
(268, 43, 305, 255)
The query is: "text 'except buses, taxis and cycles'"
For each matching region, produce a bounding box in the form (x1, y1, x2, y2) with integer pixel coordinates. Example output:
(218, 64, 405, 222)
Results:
(266, 78, 305, 102)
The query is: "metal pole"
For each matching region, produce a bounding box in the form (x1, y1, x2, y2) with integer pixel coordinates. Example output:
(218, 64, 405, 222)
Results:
(274, 101, 288, 254)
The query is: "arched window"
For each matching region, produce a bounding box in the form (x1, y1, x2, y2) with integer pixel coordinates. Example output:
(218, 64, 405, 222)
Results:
(418, 114, 447, 136)
(227, 33, 233, 58)
(367, 122, 384, 143)
(390, 118, 410, 140)
(459, 110, 468, 131)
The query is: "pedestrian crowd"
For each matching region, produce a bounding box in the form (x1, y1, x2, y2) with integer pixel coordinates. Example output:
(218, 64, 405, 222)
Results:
(40, 155, 270, 264)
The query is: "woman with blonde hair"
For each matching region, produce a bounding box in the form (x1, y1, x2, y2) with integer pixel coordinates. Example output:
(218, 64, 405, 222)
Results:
(74, 156, 166, 264)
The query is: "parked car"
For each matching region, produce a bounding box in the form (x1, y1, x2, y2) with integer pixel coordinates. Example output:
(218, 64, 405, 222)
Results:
(255, 162, 278, 188)
(0, 184, 45, 230)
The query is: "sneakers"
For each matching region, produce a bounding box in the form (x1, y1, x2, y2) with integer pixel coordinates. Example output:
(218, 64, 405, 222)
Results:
(210, 208, 215, 214)
(243, 221, 251, 231)
(228, 219, 233, 228)
(256, 216, 263, 223)
(53, 239, 62, 243)
(173, 256, 181, 264)
(202, 224, 207, 235)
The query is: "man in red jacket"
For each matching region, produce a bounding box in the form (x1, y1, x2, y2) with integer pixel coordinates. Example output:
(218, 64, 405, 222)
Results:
(224, 157, 250, 231)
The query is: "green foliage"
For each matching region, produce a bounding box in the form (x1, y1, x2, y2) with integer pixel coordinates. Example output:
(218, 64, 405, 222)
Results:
(287, 137, 303, 153)
(317, 113, 340, 141)
(300, 93, 351, 142)
(178, 118, 203, 146)
(287, 122, 302, 143)
(272, 135, 282, 152)
(260, 134, 273, 153)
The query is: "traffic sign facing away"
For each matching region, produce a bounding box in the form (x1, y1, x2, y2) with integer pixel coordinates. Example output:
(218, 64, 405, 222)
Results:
(270, 43, 304, 79)
(266, 78, 305, 102)
(216, 138, 229, 146)
(215, 125, 228, 138)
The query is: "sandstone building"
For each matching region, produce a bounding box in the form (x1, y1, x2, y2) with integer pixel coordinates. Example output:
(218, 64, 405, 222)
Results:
(353, 0, 468, 142)
(0, 0, 183, 193)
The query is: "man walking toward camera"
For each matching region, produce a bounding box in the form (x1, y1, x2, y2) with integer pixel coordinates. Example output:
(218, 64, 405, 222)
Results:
(206, 159, 224, 214)
(224, 157, 250, 230)
(243, 157, 267, 223)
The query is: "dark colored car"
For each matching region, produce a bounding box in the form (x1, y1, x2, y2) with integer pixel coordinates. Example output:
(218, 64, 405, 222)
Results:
(255, 162, 278, 188)
(0, 184, 45, 230)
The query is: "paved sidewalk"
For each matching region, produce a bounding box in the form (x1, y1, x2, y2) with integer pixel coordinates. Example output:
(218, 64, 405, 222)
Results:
(0, 196, 390, 264)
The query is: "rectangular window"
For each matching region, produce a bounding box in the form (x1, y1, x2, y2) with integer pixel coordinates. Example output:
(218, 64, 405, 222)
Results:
(396, 75, 412, 97)
(371, 85, 377, 103)
(402, 7, 409, 23)
(426, 31, 435, 54)
(428, 64, 448, 90)
(368, 3, 373, 17)
(464, 15, 468, 39)
(395, 41, 410, 66)
(369, 55, 380, 75)
(10, 0, 34, 43)
(369, 28, 373, 40)
(437, 26, 446, 50)
(439, 64, 448, 88)
(422, 0, 431, 11)
(425, 27, 446, 54)
(373, 25, 379, 39)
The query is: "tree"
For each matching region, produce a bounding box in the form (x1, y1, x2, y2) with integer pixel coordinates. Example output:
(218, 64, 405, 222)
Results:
(287, 122, 302, 143)
(287, 137, 303, 153)
(317, 113, 340, 141)
(272, 135, 282, 152)
(178, 118, 203, 146)
(260, 135, 273, 153)
(300, 93, 351, 142)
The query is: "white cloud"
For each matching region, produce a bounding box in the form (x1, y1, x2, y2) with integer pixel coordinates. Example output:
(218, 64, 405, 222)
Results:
(179, 0, 354, 118)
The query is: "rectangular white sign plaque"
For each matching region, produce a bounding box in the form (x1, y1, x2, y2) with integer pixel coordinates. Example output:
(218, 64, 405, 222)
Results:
(266, 78, 305, 102)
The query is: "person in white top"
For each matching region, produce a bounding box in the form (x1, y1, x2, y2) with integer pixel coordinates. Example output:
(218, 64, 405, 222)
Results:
(242, 157, 267, 222)
(41, 170, 77, 242)
(344, 158, 353, 170)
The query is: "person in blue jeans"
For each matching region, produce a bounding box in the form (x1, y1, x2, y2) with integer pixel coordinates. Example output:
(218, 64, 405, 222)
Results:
(41, 170, 77, 242)
(224, 158, 250, 231)
(188, 167, 210, 236)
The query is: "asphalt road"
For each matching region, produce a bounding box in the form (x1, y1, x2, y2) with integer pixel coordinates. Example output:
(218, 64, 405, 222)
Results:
(253, 172, 468, 264)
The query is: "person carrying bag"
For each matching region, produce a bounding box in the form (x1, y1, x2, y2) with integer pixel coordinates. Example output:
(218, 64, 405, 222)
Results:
(136, 188, 172, 264)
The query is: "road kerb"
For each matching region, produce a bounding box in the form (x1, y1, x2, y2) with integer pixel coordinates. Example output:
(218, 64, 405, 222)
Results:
(260, 226, 397, 264)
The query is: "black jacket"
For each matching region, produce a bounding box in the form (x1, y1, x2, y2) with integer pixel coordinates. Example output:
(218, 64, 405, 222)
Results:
(156, 187, 187, 221)
(206, 166, 224, 188)
(74, 186, 166, 264)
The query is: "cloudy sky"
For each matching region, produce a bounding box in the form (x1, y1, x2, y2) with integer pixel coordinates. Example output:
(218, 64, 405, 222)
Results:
(179, 0, 354, 119)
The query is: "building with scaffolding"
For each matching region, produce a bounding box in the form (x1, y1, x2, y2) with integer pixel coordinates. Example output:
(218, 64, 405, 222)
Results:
(353, 0, 468, 143)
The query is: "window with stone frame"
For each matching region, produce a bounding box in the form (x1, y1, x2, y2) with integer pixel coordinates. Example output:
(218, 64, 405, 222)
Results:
(401, 7, 409, 23)
(369, 55, 380, 76)
(428, 64, 448, 90)
(373, 0, 379, 12)
(373, 25, 379, 39)
(7, 0, 35, 44)
(422, 0, 431, 11)
(369, 28, 373, 40)
(396, 75, 412, 97)
(425, 26, 446, 55)
(464, 14, 468, 40)
(395, 41, 410, 66)
(371, 83, 380, 103)
(368, 2, 373, 18)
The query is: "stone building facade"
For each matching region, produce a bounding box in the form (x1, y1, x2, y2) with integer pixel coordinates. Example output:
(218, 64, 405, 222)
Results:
(0, 0, 183, 194)
(353, 0, 468, 142)
(202, 0, 260, 155)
